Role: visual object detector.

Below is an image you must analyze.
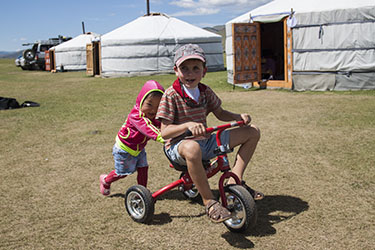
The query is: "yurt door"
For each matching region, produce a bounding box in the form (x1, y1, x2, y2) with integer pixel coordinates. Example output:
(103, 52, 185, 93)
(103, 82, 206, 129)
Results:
(49, 49, 56, 72)
(232, 23, 261, 85)
(87, 41, 101, 76)
(86, 43, 94, 76)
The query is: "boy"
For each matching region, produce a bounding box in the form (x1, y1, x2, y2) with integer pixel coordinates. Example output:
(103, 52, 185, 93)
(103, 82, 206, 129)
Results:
(100, 80, 165, 196)
(156, 44, 263, 223)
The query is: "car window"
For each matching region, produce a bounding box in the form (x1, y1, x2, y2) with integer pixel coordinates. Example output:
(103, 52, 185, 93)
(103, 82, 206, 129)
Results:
(40, 45, 50, 52)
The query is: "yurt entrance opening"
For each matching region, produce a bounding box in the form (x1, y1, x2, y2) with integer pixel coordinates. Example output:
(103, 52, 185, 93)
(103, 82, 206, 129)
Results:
(260, 22, 285, 81)
(92, 41, 101, 76)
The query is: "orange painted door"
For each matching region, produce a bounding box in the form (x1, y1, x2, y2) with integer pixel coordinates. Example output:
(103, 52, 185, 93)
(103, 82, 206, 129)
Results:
(86, 43, 94, 76)
(232, 23, 261, 84)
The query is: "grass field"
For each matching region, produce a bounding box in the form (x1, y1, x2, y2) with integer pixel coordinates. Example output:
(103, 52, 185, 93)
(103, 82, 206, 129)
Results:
(1, 59, 374, 249)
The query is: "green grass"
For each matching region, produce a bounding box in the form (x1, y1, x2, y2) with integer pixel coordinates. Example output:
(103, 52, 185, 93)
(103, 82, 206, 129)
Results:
(1, 58, 375, 249)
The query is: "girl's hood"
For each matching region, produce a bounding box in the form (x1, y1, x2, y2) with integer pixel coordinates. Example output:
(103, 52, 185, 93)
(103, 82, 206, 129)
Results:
(136, 80, 165, 108)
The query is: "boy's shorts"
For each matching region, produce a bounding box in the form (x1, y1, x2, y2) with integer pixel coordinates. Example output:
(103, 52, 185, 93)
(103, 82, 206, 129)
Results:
(112, 144, 148, 176)
(165, 130, 230, 166)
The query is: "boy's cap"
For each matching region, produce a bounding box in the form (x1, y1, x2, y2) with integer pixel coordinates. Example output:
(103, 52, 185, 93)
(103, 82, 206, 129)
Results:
(174, 44, 206, 67)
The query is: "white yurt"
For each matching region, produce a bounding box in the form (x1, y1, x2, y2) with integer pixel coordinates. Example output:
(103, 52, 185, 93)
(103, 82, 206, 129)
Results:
(100, 13, 224, 77)
(53, 32, 100, 71)
(226, 0, 375, 91)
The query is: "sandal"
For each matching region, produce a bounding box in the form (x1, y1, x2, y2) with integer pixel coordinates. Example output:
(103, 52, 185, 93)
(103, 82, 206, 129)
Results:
(241, 181, 264, 201)
(205, 200, 232, 223)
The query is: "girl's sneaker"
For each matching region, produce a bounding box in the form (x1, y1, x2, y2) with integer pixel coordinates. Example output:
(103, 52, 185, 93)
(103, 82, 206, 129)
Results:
(100, 174, 111, 196)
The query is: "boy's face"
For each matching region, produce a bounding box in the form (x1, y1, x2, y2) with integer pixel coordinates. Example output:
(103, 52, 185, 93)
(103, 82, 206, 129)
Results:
(141, 94, 162, 120)
(174, 59, 207, 88)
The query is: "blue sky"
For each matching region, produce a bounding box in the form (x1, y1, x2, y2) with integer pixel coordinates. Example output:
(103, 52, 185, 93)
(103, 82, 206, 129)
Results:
(0, 0, 271, 52)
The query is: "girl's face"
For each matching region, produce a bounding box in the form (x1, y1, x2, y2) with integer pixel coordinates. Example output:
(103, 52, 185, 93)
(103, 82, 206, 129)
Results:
(140, 94, 162, 120)
(174, 59, 207, 88)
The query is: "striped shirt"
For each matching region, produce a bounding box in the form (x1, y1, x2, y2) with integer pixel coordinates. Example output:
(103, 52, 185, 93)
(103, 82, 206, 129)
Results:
(156, 79, 222, 128)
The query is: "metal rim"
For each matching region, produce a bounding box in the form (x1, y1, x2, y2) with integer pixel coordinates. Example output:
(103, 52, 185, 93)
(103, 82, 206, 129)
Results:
(126, 191, 146, 220)
(224, 193, 246, 229)
(183, 184, 199, 198)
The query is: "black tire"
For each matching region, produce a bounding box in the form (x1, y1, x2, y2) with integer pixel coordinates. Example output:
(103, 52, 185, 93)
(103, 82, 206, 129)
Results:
(23, 49, 35, 62)
(37, 63, 45, 71)
(21, 65, 32, 70)
(179, 173, 201, 201)
(222, 185, 257, 233)
(125, 185, 154, 224)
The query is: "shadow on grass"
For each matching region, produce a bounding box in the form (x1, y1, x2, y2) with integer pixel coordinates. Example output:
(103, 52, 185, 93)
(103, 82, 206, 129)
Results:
(222, 232, 255, 248)
(222, 195, 309, 249)
(152, 190, 206, 224)
(109, 193, 125, 198)
(150, 213, 173, 225)
(249, 195, 309, 237)
(221, 195, 309, 249)
(155, 189, 198, 202)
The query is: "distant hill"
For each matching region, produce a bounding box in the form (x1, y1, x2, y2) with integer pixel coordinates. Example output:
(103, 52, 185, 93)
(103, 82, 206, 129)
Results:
(0, 50, 23, 59)
(203, 25, 226, 51)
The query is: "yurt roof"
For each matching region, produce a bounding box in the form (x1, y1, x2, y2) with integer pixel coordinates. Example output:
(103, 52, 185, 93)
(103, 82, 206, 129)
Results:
(54, 32, 100, 51)
(227, 0, 375, 23)
(101, 13, 222, 46)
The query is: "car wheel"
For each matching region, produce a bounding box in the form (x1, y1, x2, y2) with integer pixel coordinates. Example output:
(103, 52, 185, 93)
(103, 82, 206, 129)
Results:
(21, 65, 32, 70)
(23, 49, 35, 62)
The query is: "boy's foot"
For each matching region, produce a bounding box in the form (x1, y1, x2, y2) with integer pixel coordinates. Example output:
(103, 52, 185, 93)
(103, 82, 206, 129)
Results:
(241, 181, 264, 201)
(100, 174, 111, 196)
(205, 200, 232, 223)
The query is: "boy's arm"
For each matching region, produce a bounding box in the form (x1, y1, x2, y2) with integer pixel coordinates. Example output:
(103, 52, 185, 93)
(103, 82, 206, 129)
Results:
(160, 119, 206, 139)
(213, 106, 251, 125)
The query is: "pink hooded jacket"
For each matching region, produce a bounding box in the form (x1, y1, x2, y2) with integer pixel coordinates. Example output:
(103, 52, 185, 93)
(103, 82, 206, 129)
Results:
(115, 80, 165, 156)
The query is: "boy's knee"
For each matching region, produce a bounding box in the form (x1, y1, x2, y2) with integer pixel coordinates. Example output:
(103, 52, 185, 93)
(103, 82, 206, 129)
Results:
(179, 140, 202, 160)
(247, 124, 260, 142)
(252, 125, 261, 139)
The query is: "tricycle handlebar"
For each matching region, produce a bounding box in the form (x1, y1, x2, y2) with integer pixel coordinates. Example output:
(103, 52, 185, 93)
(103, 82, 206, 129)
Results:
(170, 120, 244, 143)
(205, 120, 244, 134)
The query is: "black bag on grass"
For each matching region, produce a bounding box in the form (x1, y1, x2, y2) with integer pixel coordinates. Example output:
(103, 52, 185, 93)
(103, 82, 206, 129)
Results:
(0, 97, 40, 110)
(21, 101, 40, 108)
(0, 97, 20, 110)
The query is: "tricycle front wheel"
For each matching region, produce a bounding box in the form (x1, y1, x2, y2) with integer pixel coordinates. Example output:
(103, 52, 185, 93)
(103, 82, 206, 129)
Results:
(125, 185, 154, 224)
(223, 185, 257, 233)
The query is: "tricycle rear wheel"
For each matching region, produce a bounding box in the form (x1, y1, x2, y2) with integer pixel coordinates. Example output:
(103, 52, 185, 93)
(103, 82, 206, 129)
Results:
(125, 185, 154, 224)
(179, 173, 201, 201)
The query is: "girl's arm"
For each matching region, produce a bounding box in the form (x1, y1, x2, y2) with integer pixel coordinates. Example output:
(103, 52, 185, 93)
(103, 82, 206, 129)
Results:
(129, 113, 164, 143)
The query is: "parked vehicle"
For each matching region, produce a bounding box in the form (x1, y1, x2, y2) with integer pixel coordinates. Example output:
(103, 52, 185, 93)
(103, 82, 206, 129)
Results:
(15, 35, 71, 70)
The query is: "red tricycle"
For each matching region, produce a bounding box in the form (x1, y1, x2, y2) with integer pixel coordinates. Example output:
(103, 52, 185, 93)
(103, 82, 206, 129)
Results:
(124, 121, 257, 232)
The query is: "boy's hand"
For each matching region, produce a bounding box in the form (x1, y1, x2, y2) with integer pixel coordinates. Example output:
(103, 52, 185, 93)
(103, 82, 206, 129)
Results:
(240, 114, 251, 125)
(187, 122, 206, 136)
